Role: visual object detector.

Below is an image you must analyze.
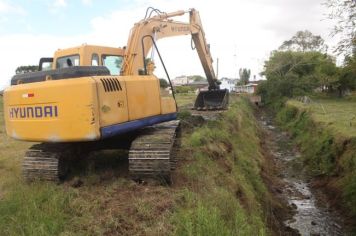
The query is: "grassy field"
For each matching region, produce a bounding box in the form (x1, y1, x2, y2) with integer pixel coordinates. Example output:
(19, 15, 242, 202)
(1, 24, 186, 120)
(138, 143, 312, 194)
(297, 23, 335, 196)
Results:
(0, 97, 34, 192)
(0, 95, 275, 235)
(0, 97, 78, 235)
(287, 98, 356, 138)
(174, 92, 197, 108)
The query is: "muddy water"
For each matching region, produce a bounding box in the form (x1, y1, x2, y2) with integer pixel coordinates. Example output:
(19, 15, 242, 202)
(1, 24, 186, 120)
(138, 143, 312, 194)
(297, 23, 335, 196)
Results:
(259, 115, 346, 236)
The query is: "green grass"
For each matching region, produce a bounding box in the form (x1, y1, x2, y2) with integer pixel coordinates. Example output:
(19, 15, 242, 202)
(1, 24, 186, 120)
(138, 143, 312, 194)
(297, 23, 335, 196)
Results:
(175, 93, 196, 107)
(0, 95, 273, 235)
(173, 97, 270, 235)
(277, 97, 356, 218)
(0, 97, 34, 190)
(0, 183, 77, 236)
(287, 98, 356, 138)
(0, 96, 80, 235)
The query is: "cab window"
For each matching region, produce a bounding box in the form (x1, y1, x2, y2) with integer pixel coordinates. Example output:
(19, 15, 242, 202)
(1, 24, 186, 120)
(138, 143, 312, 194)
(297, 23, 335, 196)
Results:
(56, 55, 80, 69)
(41, 62, 52, 71)
(102, 55, 123, 75)
(91, 53, 99, 66)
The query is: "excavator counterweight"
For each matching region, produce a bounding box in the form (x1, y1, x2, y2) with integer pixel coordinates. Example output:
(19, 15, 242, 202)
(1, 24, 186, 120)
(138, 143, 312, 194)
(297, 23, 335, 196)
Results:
(3, 8, 228, 182)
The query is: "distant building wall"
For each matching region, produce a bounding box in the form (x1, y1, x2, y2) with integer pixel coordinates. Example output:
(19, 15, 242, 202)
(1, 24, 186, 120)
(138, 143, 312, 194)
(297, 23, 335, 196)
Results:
(235, 83, 258, 94)
(220, 78, 238, 92)
(172, 76, 189, 86)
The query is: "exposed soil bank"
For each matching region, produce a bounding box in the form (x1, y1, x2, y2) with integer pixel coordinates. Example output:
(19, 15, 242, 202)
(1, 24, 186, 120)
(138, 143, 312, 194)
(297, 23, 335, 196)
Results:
(257, 110, 347, 235)
(271, 101, 356, 234)
(172, 98, 273, 235)
(0, 96, 288, 235)
(2, 94, 352, 235)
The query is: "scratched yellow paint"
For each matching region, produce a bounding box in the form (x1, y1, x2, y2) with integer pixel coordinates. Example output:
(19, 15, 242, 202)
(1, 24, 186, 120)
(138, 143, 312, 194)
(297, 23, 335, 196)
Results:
(4, 78, 100, 142)
(3, 75, 177, 142)
(94, 76, 129, 127)
(124, 75, 161, 120)
(53, 45, 125, 68)
(160, 97, 177, 114)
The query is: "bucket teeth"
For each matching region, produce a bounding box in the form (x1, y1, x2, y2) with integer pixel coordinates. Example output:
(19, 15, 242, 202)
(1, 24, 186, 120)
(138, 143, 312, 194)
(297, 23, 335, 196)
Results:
(194, 89, 229, 110)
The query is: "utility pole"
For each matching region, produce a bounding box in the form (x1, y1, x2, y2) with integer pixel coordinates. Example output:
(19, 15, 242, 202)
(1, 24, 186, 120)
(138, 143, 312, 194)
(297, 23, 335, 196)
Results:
(216, 57, 219, 79)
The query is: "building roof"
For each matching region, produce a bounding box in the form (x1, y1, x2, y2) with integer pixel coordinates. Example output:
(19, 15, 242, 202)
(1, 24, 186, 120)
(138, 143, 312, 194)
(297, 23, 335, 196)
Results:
(221, 77, 238, 82)
(188, 81, 208, 85)
(174, 75, 188, 79)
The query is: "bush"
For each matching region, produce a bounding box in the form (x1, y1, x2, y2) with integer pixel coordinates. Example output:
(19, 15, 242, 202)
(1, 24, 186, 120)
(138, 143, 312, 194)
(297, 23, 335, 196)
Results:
(258, 51, 338, 104)
(175, 86, 194, 93)
(159, 78, 169, 88)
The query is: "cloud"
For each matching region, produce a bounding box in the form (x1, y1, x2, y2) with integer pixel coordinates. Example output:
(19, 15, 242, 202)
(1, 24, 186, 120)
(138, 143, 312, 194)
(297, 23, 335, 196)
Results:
(0, 0, 339, 90)
(53, 0, 67, 8)
(0, 33, 87, 89)
(49, 0, 67, 14)
(0, 16, 8, 23)
(81, 0, 92, 6)
(0, 1, 26, 15)
(260, 0, 330, 40)
(84, 0, 307, 78)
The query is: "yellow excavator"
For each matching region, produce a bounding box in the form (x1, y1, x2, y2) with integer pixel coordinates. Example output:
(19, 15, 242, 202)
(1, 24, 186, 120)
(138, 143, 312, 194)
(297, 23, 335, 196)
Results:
(3, 8, 228, 181)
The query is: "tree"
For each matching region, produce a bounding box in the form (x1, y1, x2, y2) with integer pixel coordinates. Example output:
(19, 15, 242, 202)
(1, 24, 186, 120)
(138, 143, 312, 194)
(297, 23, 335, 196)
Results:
(159, 78, 169, 88)
(15, 65, 38, 74)
(238, 68, 251, 85)
(175, 86, 194, 93)
(115, 58, 123, 69)
(323, 0, 356, 94)
(317, 56, 339, 92)
(324, 0, 356, 56)
(279, 30, 328, 52)
(337, 54, 356, 96)
(258, 50, 337, 102)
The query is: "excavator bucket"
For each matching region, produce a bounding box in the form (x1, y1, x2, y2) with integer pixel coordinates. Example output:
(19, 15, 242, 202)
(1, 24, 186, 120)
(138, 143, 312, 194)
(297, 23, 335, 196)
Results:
(194, 89, 229, 110)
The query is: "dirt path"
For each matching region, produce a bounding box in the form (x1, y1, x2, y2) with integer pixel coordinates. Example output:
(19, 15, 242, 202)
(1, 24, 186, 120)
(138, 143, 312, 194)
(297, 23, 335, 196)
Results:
(257, 111, 347, 236)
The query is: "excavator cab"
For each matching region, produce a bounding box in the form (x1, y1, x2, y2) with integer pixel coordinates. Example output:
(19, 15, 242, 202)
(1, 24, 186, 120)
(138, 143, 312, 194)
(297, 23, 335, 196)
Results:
(3, 8, 228, 182)
(194, 89, 229, 110)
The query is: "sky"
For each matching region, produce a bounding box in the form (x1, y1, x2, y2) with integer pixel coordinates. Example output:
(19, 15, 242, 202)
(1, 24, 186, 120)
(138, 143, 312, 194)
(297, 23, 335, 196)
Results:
(0, 0, 338, 89)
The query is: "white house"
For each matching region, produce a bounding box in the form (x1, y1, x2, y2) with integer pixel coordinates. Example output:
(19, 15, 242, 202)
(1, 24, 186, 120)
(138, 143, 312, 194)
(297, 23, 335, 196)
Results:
(235, 83, 258, 94)
(172, 76, 191, 86)
(220, 77, 238, 92)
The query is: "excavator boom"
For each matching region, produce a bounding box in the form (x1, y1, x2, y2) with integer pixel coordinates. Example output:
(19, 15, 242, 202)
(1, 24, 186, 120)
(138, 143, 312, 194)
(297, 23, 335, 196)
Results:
(3, 8, 227, 182)
(121, 8, 229, 110)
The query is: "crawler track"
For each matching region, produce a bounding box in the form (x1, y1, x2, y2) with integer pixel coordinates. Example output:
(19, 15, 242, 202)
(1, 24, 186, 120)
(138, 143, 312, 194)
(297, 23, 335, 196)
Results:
(129, 120, 180, 180)
(22, 144, 71, 182)
(22, 120, 180, 182)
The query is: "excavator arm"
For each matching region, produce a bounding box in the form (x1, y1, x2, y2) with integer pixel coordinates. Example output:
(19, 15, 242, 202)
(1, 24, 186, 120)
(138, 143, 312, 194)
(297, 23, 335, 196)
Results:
(189, 10, 219, 90)
(122, 8, 228, 110)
